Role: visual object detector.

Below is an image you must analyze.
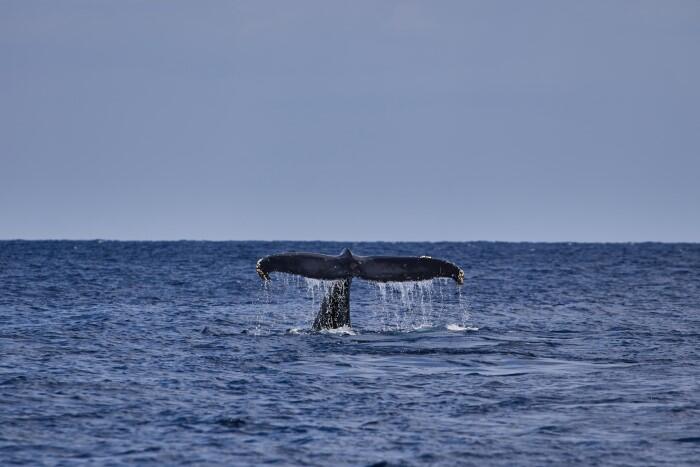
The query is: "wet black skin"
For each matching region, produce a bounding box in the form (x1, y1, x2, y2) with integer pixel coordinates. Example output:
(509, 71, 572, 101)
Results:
(312, 279, 351, 331)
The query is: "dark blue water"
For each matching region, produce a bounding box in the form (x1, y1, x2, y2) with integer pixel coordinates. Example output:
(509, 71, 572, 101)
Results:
(1, 241, 699, 466)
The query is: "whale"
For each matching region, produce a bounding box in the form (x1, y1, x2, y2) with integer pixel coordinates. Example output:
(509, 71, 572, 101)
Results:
(256, 248, 464, 330)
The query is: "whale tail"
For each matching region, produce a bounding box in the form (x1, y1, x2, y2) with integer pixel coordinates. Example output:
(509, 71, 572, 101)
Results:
(256, 248, 464, 284)
(256, 249, 463, 330)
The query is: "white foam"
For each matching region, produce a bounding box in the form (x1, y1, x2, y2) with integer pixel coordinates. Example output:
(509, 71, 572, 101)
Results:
(320, 325, 356, 336)
(447, 323, 479, 332)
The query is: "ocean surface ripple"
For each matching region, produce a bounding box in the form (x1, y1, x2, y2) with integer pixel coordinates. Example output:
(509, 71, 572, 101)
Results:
(1, 241, 699, 466)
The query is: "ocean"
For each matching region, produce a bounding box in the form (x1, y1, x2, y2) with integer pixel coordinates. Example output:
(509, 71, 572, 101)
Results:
(1, 240, 699, 465)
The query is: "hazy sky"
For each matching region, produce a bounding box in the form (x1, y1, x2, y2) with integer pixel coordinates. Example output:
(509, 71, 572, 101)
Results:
(1, 1, 698, 241)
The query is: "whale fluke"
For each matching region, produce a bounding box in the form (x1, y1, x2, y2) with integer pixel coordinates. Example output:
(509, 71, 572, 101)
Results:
(256, 248, 464, 284)
(256, 249, 464, 330)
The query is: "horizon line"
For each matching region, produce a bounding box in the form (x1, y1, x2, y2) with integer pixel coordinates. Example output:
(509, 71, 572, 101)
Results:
(1, 238, 698, 245)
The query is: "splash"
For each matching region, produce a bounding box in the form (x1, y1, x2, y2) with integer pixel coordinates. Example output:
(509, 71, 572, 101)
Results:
(371, 279, 457, 331)
(251, 273, 317, 335)
(251, 279, 272, 335)
(253, 274, 476, 334)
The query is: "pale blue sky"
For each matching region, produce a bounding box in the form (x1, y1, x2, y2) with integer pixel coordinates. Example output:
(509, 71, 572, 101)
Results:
(1, 1, 698, 241)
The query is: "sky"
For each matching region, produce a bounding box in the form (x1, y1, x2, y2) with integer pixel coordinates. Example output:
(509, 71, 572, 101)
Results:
(1, 0, 698, 242)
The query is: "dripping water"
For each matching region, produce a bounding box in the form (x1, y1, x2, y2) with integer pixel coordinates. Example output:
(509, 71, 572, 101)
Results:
(252, 275, 475, 333)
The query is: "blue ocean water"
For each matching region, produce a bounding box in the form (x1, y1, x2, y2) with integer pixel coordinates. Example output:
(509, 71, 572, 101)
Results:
(1, 241, 699, 466)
